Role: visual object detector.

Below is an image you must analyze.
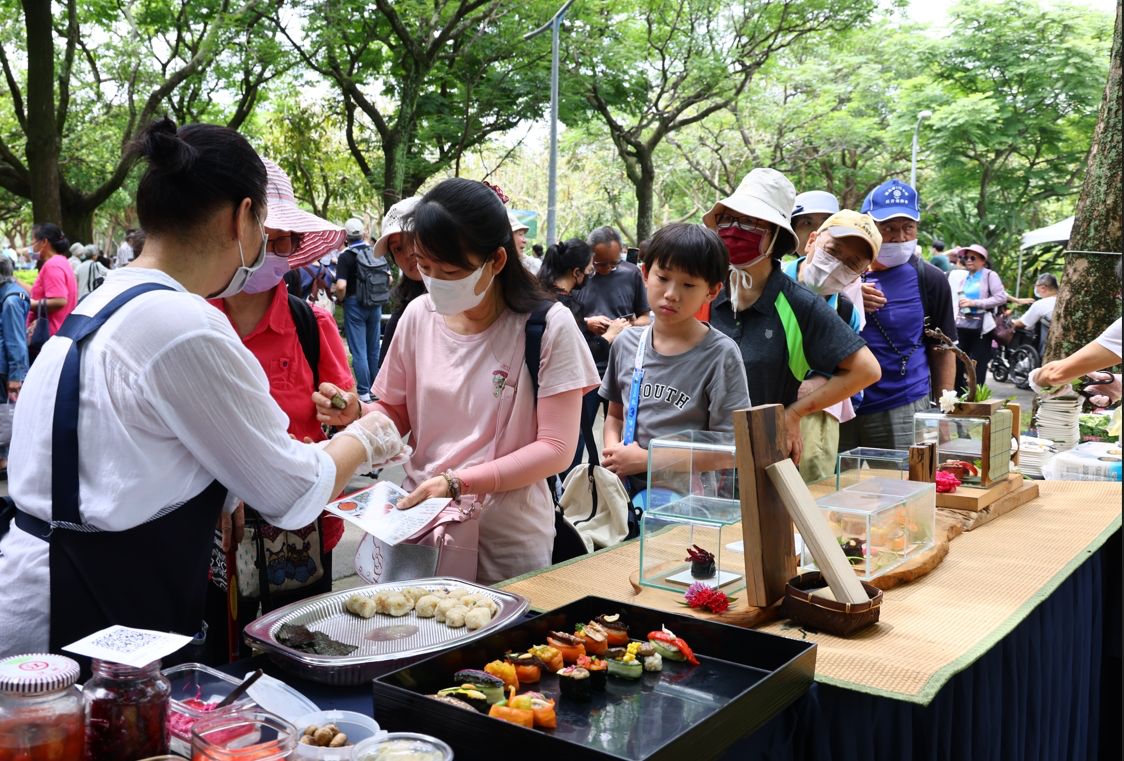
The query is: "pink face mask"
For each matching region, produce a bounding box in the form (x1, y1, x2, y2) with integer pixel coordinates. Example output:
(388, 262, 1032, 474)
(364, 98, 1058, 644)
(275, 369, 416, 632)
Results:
(717, 225, 770, 267)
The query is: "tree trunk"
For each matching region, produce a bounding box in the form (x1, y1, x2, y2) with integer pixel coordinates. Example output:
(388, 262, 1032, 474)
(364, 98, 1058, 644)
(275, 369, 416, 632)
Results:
(1044, 2, 1122, 363)
(21, 0, 62, 225)
(61, 202, 94, 246)
(634, 150, 656, 243)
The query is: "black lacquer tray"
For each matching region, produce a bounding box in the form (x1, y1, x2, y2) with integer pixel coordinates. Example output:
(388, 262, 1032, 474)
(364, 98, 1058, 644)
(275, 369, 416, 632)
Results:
(371, 596, 816, 761)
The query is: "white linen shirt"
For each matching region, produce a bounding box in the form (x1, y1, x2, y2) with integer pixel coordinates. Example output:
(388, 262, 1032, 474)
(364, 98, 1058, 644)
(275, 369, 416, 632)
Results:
(0, 267, 337, 656)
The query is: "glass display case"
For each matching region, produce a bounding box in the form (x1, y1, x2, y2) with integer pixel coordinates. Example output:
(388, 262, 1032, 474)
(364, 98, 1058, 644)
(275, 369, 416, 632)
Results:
(914, 406, 1013, 487)
(802, 477, 936, 580)
(638, 431, 745, 593)
(836, 447, 911, 489)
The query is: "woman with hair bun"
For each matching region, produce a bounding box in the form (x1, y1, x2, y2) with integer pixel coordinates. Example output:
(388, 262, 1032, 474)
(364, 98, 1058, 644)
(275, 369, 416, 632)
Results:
(315, 178, 599, 583)
(0, 118, 404, 660)
(537, 237, 595, 324)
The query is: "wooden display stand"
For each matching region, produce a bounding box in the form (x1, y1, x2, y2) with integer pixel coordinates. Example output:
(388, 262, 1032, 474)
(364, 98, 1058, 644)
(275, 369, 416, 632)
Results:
(734, 404, 796, 608)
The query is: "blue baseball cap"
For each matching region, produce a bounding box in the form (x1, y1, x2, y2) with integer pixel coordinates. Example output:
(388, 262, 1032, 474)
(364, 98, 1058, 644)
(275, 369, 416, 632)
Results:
(861, 179, 920, 222)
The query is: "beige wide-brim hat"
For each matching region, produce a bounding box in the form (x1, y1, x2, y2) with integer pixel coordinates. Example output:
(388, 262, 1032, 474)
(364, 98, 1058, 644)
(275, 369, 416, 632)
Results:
(816, 210, 883, 260)
(703, 168, 798, 256)
(374, 197, 421, 257)
(261, 157, 346, 268)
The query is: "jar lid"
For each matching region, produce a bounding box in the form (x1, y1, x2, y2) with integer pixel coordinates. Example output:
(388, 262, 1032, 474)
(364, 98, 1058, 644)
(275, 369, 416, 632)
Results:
(0, 653, 81, 695)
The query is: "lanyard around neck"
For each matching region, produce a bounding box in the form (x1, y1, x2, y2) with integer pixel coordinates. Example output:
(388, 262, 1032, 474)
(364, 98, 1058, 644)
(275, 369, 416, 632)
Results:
(622, 326, 651, 446)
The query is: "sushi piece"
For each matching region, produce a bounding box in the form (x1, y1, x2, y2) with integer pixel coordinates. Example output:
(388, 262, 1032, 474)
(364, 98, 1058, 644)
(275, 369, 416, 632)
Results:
(607, 643, 643, 680)
(415, 594, 441, 618)
(643, 653, 663, 672)
(452, 669, 506, 704)
(529, 645, 564, 673)
(595, 613, 630, 647)
(634, 642, 657, 658)
(505, 652, 541, 684)
(445, 605, 470, 628)
(429, 694, 477, 712)
(465, 606, 492, 631)
(556, 666, 592, 701)
(344, 594, 378, 619)
(576, 622, 609, 656)
(484, 660, 519, 690)
(514, 693, 557, 730)
(436, 686, 489, 713)
(488, 703, 534, 728)
(647, 627, 699, 666)
(576, 655, 607, 691)
(546, 631, 586, 664)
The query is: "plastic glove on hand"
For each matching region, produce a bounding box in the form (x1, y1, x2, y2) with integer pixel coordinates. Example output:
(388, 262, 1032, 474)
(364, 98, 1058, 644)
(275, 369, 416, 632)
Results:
(335, 410, 410, 471)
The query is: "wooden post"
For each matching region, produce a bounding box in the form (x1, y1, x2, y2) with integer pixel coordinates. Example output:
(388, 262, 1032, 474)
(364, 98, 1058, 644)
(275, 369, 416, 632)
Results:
(734, 404, 795, 608)
(909, 444, 930, 482)
(1006, 401, 1021, 468)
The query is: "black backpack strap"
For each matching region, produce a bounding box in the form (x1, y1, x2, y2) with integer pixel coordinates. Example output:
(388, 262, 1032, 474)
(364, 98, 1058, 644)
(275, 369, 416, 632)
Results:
(524, 301, 553, 394)
(287, 293, 321, 391)
(910, 255, 931, 329)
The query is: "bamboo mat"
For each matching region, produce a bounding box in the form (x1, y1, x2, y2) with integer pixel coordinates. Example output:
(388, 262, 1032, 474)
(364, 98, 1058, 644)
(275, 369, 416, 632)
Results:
(498, 481, 1122, 704)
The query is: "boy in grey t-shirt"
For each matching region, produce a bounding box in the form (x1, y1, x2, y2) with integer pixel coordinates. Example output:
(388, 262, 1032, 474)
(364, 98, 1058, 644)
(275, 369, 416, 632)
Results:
(599, 224, 750, 488)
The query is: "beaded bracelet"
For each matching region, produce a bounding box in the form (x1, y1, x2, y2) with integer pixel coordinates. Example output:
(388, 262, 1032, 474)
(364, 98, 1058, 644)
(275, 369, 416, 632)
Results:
(441, 470, 462, 503)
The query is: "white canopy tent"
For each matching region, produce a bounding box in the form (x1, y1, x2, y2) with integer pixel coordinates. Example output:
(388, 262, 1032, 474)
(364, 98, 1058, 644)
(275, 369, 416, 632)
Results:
(1016, 216, 1073, 296)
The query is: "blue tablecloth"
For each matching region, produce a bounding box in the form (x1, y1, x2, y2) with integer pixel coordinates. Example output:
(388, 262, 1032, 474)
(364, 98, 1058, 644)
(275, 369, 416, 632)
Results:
(226, 530, 1120, 760)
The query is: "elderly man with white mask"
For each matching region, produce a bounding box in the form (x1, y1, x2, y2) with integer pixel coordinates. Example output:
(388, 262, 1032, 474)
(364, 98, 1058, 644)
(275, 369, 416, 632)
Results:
(704, 168, 880, 464)
(839, 179, 958, 451)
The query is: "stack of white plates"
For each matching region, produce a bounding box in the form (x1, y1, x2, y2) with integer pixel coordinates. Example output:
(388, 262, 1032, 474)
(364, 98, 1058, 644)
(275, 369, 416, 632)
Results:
(1017, 436, 1057, 479)
(1036, 396, 1082, 452)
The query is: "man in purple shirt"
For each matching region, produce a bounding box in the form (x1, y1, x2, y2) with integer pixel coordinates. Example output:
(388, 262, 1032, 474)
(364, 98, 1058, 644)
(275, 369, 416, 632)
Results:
(839, 179, 958, 450)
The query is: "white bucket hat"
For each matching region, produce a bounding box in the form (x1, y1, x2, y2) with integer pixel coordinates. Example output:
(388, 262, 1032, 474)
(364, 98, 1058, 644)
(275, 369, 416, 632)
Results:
(793, 190, 840, 219)
(374, 197, 421, 256)
(703, 168, 798, 256)
(508, 210, 530, 234)
(261, 158, 346, 268)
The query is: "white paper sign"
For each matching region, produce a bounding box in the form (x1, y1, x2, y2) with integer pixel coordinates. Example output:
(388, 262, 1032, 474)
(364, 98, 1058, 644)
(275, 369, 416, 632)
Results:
(64, 626, 192, 668)
(323, 481, 449, 546)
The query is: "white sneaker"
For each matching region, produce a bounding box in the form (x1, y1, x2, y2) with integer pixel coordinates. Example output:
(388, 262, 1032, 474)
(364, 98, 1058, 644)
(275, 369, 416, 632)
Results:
(358, 393, 373, 403)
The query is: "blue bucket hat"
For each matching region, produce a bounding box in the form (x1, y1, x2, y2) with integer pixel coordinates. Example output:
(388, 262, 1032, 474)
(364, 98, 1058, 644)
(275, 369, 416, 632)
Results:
(861, 179, 920, 222)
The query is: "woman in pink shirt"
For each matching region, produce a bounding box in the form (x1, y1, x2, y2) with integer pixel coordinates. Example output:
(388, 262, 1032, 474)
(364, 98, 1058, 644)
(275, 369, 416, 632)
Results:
(29, 223, 79, 335)
(315, 179, 599, 583)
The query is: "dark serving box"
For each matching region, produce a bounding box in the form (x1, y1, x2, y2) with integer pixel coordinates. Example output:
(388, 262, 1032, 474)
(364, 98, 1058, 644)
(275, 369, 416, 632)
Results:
(371, 595, 816, 761)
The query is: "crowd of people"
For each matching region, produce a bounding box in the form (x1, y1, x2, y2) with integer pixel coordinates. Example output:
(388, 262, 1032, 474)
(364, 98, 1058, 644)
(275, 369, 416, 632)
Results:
(0, 116, 1116, 664)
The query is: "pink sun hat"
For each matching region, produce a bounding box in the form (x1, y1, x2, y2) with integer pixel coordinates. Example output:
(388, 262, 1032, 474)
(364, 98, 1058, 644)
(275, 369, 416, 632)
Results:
(261, 157, 345, 268)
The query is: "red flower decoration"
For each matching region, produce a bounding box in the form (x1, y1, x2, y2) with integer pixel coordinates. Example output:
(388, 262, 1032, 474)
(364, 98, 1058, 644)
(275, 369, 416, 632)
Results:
(935, 470, 961, 493)
(683, 582, 734, 614)
(482, 180, 510, 204)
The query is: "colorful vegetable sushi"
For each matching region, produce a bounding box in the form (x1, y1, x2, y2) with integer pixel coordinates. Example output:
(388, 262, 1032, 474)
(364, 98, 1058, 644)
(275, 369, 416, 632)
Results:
(546, 631, 586, 664)
(606, 642, 643, 680)
(483, 660, 519, 691)
(576, 654, 608, 691)
(647, 627, 700, 666)
(556, 666, 592, 700)
(452, 669, 506, 704)
(529, 644, 564, 673)
(436, 685, 490, 713)
(595, 613, 631, 647)
(505, 652, 542, 684)
(576, 622, 609, 656)
(512, 693, 557, 729)
(488, 702, 534, 728)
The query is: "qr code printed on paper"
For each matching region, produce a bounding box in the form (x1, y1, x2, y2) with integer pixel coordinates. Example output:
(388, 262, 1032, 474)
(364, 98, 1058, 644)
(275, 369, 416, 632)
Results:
(88, 628, 162, 654)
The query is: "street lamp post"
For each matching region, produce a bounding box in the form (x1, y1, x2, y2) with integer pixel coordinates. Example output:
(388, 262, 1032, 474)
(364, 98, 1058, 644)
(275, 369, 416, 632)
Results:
(910, 110, 933, 189)
(524, 0, 575, 246)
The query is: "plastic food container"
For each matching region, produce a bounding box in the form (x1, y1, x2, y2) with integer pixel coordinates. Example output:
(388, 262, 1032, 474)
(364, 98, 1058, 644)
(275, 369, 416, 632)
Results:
(0, 653, 84, 761)
(353, 733, 452, 761)
(294, 710, 381, 759)
(164, 663, 258, 757)
(192, 710, 297, 760)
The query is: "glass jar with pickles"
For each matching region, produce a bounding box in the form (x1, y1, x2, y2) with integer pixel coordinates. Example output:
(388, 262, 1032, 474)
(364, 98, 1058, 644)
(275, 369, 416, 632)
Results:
(0, 653, 84, 761)
(82, 658, 171, 761)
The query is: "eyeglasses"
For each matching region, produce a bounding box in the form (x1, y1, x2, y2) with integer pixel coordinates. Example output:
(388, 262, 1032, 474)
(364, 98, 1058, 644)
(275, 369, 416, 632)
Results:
(715, 213, 769, 233)
(269, 232, 303, 257)
(962, 255, 981, 262)
(592, 260, 619, 272)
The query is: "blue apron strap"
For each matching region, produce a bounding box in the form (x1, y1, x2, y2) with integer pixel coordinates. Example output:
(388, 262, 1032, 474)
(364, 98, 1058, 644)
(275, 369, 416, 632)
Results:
(51, 283, 175, 525)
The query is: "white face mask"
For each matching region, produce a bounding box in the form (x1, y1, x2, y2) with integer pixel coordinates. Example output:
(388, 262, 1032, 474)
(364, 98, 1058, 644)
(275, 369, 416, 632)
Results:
(242, 251, 291, 295)
(421, 261, 493, 315)
(210, 220, 267, 299)
(803, 248, 862, 296)
(875, 239, 916, 268)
